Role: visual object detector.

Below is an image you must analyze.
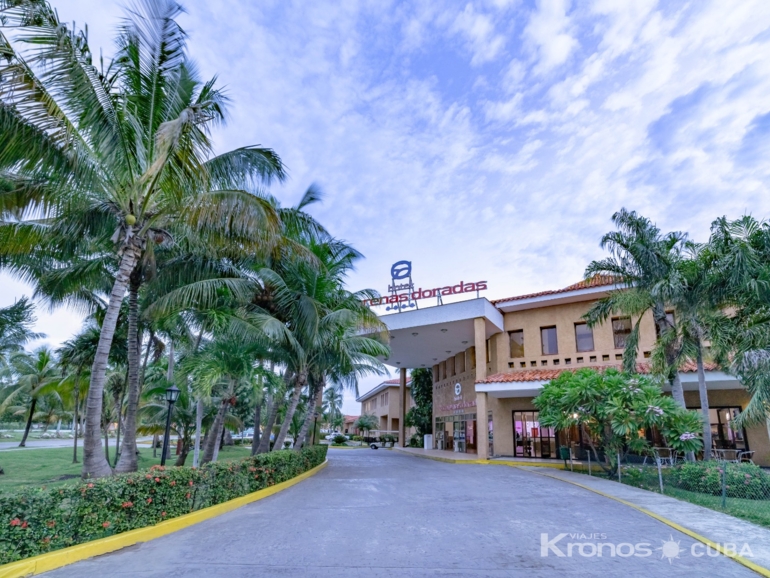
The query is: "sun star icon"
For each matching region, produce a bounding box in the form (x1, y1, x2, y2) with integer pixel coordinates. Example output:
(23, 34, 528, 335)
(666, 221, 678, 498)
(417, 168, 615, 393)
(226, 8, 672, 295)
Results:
(657, 536, 683, 564)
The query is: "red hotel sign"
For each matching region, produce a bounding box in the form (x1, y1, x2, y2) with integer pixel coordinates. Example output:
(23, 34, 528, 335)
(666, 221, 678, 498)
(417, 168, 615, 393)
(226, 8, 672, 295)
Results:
(362, 281, 488, 307)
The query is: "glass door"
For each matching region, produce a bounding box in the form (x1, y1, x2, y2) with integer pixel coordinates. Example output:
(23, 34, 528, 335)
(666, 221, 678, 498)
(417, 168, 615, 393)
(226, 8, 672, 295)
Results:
(513, 411, 556, 458)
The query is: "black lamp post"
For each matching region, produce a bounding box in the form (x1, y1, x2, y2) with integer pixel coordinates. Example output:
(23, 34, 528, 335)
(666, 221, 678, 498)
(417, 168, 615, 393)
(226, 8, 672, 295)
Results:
(160, 385, 181, 466)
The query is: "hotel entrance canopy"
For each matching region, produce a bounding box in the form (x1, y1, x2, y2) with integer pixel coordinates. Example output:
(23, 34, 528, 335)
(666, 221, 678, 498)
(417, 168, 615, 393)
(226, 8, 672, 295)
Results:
(378, 298, 504, 369)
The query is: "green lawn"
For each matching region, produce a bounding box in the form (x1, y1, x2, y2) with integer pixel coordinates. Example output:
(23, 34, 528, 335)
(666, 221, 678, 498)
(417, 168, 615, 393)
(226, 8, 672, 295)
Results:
(663, 486, 770, 529)
(0, 445, 253, 491)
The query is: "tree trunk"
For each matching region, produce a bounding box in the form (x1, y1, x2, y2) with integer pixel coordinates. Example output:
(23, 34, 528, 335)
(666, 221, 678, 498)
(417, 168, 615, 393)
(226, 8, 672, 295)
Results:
(72, 382, 80, 463)
(83, 241, 141, 479)
(201, 399, 228, 464)
(193, 397, 203, 467)
(251, 398, 262, 456)
(213, 422, 226, 462)
(19, 397, 37, 447)
(696, 340, 712, 460)
(295, 383, 323, 450)
(175, 435, 190, 466)
(256, 398, 278, 454)
(115, 278, 142, 472)
(273, 373, 305, 451)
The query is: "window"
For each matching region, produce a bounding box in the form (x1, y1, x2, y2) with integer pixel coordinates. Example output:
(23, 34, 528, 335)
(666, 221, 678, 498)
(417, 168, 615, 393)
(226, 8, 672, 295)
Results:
(509, 330, 524, 358)
(457, 353, 466, 374)
(448, 356, 455, 377)
(574, 323, 594, 352)
(440, 361, 447, 380)
(486, 339, 491, 363)
(384, 391, 389, 405)
(470, 346, 476, 369)
(540, 326, 558, 355)
(612, 317, 632, 349)
(655, 311, 676, 338)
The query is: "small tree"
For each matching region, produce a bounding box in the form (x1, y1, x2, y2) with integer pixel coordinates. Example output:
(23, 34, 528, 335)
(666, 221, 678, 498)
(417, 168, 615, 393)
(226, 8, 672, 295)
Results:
(405, 368, 433, 436)
(354, 414, 378, 442)
(533, 368, 702, 476)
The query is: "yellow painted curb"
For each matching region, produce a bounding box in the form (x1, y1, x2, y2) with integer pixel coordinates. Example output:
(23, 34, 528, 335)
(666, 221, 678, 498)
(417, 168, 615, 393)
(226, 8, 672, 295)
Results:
(391, 448, 586, 470)
(524, 468, 770, 578)
(0, 459, 328, 578)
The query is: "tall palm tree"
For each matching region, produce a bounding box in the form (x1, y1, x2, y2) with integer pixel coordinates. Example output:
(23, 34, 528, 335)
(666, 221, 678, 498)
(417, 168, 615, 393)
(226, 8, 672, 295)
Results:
(323, 385, 344, 432)
(0, 298, 42, 372)
(584, 209, 689, 407)
(0, 0, 285, 478)
(1, 346, 60, 446)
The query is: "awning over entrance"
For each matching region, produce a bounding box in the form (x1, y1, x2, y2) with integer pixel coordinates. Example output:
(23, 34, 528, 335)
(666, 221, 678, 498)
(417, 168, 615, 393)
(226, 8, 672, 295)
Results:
(476, 368, 743, 398)
(379, 298, 504, 369)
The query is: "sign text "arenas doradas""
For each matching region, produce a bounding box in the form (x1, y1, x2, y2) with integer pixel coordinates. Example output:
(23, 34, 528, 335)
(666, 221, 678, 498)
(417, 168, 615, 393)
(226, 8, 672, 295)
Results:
(363, 281, 488, 306)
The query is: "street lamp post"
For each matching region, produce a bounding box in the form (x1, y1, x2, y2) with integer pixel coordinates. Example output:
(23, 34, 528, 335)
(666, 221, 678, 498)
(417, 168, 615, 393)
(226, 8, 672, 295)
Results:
(160, 385, 181, 467)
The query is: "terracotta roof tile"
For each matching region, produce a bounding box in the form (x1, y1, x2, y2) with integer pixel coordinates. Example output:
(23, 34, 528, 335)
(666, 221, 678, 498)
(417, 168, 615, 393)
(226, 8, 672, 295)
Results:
(382, 378, 412, 385)
(491, 275, 620, 305)
(477, 361, 720, 384)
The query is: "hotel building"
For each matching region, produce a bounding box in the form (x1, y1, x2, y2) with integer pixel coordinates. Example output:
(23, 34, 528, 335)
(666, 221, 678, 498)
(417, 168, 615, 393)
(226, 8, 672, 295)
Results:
(378, 276, 770, 466)
(356, 378, 415, 440)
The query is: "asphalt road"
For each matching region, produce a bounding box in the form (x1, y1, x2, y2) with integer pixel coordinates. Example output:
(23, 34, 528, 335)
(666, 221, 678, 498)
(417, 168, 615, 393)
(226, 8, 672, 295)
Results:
(42, 449, 756, 577)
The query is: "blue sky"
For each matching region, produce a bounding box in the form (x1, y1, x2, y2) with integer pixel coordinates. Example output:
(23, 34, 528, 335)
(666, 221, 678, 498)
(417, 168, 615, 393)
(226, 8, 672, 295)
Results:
(3, 0, 770, 414)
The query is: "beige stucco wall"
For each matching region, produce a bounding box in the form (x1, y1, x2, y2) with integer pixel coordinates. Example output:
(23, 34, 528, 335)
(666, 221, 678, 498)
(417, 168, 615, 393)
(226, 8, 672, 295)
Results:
(359, 385, 415, 438)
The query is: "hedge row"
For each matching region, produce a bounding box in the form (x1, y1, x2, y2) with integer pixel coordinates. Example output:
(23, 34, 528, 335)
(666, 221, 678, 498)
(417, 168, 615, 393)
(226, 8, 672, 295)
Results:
(0, 445, 327, 564)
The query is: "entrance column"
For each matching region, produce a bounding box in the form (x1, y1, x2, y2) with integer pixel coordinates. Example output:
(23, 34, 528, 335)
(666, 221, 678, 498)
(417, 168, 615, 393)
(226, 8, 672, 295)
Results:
(476, 391, 489, 459)
(398, 367, 407, 447)
(474, 317, 488, 459)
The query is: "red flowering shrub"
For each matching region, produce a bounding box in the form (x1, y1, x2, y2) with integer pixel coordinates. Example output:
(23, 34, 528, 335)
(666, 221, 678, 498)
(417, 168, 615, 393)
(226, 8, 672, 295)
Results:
(0, 446, 327, 564)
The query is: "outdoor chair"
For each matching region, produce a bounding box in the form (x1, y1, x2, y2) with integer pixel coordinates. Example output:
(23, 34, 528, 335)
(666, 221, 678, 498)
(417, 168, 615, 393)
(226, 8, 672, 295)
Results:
(738, 450, 755, 464)
(652, 447, 677, 466)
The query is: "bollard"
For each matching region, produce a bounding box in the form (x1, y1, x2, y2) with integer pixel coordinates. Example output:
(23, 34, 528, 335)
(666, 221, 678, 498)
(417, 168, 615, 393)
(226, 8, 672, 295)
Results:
(656, 457, 664, 494)
(588, 451, 592, 476)
(617, 452, 622, 483)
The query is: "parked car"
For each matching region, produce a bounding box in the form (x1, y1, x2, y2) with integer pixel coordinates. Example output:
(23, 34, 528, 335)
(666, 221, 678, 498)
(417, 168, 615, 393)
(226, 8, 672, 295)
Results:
(324, 433, 349, 441)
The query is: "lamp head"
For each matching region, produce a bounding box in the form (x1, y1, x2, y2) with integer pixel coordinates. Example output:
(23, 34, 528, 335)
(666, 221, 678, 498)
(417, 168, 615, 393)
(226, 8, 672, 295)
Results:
(165, 385, 181, 404)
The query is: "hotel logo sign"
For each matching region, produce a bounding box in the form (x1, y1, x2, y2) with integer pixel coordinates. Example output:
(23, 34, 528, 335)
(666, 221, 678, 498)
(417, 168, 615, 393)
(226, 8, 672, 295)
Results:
(363, 259, 488, 310)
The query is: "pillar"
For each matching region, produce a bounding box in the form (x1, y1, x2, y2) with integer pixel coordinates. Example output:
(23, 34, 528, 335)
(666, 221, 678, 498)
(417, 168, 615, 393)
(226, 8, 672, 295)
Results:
(398, 367, 407, 447)
(476, 391, 489, 459)
(474, 317, 487, 382)
(474, 318, 488, 459)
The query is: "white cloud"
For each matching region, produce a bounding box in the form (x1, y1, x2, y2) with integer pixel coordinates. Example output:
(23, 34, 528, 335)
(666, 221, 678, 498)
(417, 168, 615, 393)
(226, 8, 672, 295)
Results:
(524, 0, 577, 75)
(451, 3, 507, 65)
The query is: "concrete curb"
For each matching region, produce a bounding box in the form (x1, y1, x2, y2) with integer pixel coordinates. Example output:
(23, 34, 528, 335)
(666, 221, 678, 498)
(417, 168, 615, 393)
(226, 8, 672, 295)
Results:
(0, 459, 328, 578)
(390, 446, 586, 470)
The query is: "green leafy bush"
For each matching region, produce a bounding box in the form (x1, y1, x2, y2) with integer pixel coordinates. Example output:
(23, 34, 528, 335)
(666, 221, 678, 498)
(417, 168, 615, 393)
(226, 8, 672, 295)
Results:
(332, 434, 347, 445)
(669, 461, 770, 498)
(0, 446, 327, 564)
(350, 435, 363, 442)
(408, 434, 423, 448)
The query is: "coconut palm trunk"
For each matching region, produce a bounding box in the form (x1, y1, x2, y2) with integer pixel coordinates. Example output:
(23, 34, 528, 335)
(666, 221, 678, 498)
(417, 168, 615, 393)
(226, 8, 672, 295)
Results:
(83, 242, 142, 479)
(695, 340, 712, 459)
(115, 279, 142, 472)
(72, 382, 80, 463)
(193, 397, 203, 467)
(19, 397, 37, 448)
(295, 382, 323, 451)
(251, 398, 262, 455)
(201, 397, 229, 464)
(273, 373, 306, 450)
(256, 398, 279, 454)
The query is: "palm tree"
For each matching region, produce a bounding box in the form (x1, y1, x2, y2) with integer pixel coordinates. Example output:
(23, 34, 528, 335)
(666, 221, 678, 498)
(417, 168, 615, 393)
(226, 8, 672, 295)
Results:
(1, 347, 60, 446)
(584, 209, 689, 407)
(0, 0, 285, 478)
(323, 385, 344, 432)
(0, 298, 42, 371)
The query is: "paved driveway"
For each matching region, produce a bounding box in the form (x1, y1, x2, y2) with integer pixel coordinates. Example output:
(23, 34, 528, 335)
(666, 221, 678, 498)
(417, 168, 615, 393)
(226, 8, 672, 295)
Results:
(43, 449, 755, 577)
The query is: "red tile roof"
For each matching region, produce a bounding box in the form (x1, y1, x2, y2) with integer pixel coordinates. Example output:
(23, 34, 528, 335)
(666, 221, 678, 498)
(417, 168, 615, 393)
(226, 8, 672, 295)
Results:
(382, 378, 412, 385)
(343, 415, 359, 422)
(491, 275, 620, 305)
(478, 361, 719, 384)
